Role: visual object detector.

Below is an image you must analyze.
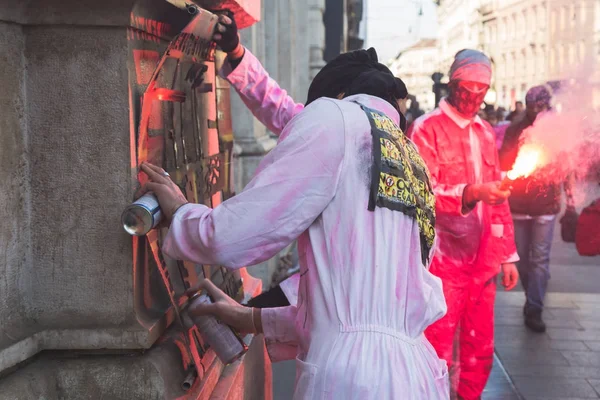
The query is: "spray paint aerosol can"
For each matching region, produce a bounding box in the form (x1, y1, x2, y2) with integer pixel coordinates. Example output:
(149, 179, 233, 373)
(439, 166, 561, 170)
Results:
(183, 292, 248, 365)
(121, 192, 163, 236)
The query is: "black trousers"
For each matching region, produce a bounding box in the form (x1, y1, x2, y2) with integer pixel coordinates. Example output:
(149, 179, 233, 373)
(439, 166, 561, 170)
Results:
(246, 284, 290, 308)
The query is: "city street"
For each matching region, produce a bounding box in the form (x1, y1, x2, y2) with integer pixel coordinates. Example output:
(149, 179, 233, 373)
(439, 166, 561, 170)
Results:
(274, 183, 600, 399)
(488, 182, 600, 400)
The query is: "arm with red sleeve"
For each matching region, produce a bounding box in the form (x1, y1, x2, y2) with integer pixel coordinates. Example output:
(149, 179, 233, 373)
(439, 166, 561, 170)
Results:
(490, 150, 519, 263)
(409, 118, 470, 217)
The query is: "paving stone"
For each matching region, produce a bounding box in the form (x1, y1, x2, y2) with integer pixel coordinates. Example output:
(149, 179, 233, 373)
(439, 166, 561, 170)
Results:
(541, 318, 578, 329)
(575, 302, 600, 310)
(561, 351, 600, 367)
(494, 333, 552, 349)
(588, 379, 600, 395)
(585, 342, 600, 351)
(495, 314, 574, 327)
(544, 298, 580, 309)
(496, 293, 529, 307)
(528, 398, 600, 400)
(543, 293, 600, 304)
(545, 340, 590, 351)
(547, 328, 600, 341)
(510, 376, 599, 399)
(548, 266, 600, 292)
(550, 309, 600, 322)
(272, 360, 295, 400)
(499, 316, 582, 329)
(577, 321, 600, 330)
(496, 305, 557, 320)
(498, 339, 590, 352)
(500, 363, 600, 379)
(496, 347, 570, 366)
(483, 355, 521, 399)
(482, 392, 521, 400)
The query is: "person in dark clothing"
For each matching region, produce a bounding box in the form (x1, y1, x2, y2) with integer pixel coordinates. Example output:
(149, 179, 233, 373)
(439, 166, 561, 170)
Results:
(499, 85, 571, 333)
(507, 101, 525, 122)
(405, 95, 424, 130)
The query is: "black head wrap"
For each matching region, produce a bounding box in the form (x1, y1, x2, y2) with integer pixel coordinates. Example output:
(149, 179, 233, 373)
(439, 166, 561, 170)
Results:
(306, 48, 408, 129)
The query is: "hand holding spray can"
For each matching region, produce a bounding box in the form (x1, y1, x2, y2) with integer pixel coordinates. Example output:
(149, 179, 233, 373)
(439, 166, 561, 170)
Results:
(121, 192, 163, 236)
(182, 292, 248, 365)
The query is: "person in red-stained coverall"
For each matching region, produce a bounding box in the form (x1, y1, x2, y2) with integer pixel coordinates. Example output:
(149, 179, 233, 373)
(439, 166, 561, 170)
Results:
(407, 49, 520, 400)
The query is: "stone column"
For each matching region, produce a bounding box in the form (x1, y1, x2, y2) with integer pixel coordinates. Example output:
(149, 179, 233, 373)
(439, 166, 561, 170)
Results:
(294, 2, 311, 103)
(231, 7, 278, 284)
(308, 0, 327, 80)
(263, 0, 279, 83)
(277, 0, 294, 99)
(0, 1, 272, 398)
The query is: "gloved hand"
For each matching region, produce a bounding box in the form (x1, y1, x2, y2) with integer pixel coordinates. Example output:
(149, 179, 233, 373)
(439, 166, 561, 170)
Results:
(213, 13, 243, 59)
(464, 181, 511, 206)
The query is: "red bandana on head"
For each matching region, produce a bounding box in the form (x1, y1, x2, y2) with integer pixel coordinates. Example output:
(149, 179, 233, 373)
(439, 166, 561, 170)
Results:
(447, 49, 492, 118)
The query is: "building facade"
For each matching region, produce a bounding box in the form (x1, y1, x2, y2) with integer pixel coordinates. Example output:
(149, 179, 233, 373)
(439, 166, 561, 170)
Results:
(436, 0, 600, 109)
(436, 0, 481, 77)
(389, 38, 439, 112)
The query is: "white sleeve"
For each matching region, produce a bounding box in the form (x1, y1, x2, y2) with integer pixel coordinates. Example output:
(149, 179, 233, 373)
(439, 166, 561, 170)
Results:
(262, 305, 299, 362)
(219, 48, 304, 136)
(162, 99, 345, 269)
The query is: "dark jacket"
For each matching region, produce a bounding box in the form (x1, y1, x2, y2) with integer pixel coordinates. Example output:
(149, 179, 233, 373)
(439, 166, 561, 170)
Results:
(499, 115, 562, 216)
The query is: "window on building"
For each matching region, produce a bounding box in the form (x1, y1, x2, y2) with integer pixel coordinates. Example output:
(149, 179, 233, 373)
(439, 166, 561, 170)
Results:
(511, 14, 517, 38)
(539, 46, 546, 75)
(519, 49, 525, 77)
(549, 47, 555, 73)
(581, 2, 587, 24)
(596, 1, 600, 31)
(539, 4, 547, 29)
(593, 87, 600, 110)
(558, 44, 565, 70)
(510, 52, 516, 77)
(532, 6, 538, 31)
(568, 43, 575, 65)
(560, 6, 566, 31)
(551, 10, 558, 34)
(501, 17, 507, 40)
(528, 49, 535, 76)
(579, 40, 586, 63)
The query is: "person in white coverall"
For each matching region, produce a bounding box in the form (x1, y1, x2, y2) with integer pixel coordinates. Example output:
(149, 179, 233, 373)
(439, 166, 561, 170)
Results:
(138, 30, 450, 398)
(215, 15, 409, 310)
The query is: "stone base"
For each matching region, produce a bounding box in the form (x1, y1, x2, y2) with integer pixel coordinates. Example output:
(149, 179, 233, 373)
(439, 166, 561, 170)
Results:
(0, 334, 271, 400)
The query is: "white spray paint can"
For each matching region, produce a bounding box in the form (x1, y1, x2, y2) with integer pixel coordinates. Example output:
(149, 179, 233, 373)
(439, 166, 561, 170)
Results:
(183, 292, 248, 365)
(121, 192, 163, 236)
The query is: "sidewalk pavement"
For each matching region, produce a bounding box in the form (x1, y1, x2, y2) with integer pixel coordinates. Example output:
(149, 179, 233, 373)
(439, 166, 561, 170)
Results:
(272, 293, 600, 400)
(493, 291, 600, 400)
(273, 182, 600, 399)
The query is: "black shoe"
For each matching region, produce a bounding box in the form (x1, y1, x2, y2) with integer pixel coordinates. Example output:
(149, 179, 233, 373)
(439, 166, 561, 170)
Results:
(525, 310, 546, 333)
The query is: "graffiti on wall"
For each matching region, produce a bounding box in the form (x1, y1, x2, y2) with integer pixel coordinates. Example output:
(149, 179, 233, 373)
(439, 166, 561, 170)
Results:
(127, 0, 242, 382)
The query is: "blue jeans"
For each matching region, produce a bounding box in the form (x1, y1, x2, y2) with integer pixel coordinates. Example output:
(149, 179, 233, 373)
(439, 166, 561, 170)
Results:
(513, 216, 556, 314)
